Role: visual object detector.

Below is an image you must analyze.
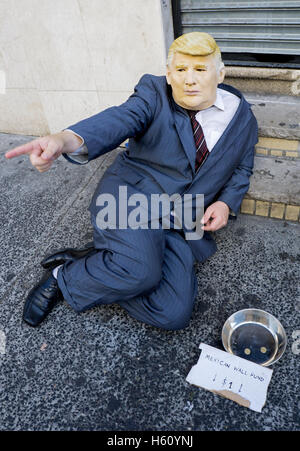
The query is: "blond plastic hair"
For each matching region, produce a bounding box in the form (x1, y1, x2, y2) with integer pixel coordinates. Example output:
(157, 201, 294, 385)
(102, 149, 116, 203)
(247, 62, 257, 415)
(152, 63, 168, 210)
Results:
(167, 32, 224, 71)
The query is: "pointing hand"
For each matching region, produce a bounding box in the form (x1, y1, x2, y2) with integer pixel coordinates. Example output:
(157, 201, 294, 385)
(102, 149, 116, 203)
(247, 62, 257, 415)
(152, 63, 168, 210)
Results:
(5, 131, 83, 173)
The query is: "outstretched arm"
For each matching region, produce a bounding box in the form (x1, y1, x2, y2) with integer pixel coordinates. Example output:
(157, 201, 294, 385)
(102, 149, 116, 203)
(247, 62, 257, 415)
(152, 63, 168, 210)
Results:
(5, 74, 157, 172)
(65, 74, 157, 162)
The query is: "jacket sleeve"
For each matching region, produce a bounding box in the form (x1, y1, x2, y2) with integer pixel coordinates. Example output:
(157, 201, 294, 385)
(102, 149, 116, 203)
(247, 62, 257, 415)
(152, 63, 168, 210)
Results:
(217, 115, 258, 215)
(64, 74, 157, 163)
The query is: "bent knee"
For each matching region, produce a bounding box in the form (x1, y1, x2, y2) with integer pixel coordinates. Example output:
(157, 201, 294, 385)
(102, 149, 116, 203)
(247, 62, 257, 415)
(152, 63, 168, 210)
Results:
(121, 260, 162, 297)
(134, 261, 162, 294)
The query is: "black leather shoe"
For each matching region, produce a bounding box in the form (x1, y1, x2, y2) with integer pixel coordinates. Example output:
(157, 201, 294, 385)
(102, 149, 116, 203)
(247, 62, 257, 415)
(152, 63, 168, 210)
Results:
(23, 271, 63, 327)
(40, 242, 95, 270)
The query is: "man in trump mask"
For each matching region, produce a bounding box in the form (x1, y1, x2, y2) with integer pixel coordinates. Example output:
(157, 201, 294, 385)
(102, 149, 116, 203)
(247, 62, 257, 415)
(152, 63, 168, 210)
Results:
(6, 32, 258, 330)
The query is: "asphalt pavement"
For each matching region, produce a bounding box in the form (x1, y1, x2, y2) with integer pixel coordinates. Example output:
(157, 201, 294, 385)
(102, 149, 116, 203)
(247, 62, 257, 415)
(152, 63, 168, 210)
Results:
(0, 133, 299, 431)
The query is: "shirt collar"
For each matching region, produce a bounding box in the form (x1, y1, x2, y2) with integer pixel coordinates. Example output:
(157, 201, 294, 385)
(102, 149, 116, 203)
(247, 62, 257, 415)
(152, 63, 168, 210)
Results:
(213, 89, 225, 111)
(193, 89, 225, 117)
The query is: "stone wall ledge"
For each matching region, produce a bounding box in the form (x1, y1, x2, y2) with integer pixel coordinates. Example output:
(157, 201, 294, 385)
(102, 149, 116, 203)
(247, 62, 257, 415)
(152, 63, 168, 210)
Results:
(225, 66, 300, 97)
(226, 66, 300, 82)
(244, 92, 300, 140)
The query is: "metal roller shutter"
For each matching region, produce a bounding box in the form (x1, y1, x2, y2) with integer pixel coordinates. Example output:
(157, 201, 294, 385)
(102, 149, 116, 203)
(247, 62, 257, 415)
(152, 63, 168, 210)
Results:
(172, 0, 300, 67)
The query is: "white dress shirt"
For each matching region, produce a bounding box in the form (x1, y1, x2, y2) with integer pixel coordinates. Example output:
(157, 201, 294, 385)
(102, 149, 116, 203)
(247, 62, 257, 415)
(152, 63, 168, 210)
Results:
(194, 87, 240, 151)
(66, 86, 240, 162)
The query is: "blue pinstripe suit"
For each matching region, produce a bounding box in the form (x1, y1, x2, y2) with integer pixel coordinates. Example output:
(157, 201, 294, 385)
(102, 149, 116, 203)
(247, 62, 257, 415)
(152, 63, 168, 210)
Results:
(57, 74, 258, 329)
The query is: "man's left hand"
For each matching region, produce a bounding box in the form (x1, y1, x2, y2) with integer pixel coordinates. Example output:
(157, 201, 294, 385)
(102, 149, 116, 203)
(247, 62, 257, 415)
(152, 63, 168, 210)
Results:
(201, 201, 230, 232)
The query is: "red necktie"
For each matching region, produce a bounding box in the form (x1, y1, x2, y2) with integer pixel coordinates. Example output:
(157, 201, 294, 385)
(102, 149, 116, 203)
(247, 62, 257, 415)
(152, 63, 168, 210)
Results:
(188, 110, 209, 171)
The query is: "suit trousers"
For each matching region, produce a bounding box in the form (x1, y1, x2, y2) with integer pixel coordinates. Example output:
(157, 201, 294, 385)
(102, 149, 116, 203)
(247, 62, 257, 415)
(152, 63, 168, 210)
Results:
(56, 221, 198, 330)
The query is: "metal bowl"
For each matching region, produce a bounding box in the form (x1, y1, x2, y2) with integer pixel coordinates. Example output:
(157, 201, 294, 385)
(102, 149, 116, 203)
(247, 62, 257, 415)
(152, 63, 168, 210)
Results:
(222, 308, 287, 366)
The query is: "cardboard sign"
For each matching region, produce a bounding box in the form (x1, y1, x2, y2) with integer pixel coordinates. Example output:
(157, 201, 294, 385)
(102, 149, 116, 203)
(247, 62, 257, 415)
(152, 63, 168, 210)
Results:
(186, 343, 273, 412)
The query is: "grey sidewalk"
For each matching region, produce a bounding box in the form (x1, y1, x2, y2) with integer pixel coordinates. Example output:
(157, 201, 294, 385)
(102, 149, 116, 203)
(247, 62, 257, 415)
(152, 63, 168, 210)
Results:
(0, 133, 299, 431)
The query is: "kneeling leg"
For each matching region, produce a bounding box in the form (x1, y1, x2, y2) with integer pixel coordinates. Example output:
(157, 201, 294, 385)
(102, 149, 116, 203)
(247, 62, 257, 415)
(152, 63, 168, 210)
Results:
(57, 227, 165, 312)
(118, 230, 198, 330)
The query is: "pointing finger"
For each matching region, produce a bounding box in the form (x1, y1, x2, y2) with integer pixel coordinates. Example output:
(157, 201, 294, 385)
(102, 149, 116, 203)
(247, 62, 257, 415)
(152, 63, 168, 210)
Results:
(5, 140, 39, 159)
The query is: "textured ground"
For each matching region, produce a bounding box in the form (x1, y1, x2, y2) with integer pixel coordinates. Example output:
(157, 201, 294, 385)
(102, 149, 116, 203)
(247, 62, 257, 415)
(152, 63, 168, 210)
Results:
(0, 133, 299, 431)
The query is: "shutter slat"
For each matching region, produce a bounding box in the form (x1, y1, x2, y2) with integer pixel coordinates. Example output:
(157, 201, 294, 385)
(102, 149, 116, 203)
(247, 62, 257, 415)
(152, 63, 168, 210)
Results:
(179, 0, 300, 55)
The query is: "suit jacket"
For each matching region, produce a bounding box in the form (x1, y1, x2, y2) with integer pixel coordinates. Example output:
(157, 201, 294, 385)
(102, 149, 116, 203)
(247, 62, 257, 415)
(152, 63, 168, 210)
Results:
(66, 74, 258, 262)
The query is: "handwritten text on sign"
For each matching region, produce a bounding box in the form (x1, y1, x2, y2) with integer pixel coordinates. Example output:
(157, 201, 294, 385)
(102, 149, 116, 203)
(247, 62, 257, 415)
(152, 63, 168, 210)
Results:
(186, 343, 273, 412)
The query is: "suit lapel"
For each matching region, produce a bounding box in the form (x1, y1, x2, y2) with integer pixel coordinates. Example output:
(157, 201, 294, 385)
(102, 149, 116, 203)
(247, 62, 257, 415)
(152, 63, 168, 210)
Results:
(169, 95, 196, 173)
(173, 112, 197, 174)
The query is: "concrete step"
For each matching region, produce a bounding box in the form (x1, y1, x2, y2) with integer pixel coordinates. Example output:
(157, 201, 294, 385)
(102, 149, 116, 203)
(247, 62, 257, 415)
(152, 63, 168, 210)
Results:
(240, 136, 300, 222)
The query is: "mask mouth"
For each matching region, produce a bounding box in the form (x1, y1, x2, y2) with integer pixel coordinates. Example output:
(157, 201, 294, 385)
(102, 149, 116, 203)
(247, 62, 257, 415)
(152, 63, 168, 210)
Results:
(184, 91, 200, 95)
